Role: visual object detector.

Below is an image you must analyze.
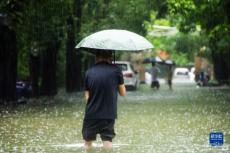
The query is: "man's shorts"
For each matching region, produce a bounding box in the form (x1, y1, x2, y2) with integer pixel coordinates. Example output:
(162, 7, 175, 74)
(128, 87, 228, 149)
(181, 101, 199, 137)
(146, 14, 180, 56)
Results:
(151, 80, 160, 89)
(82, 119, 115, 142)
(168, 80, 172, 86)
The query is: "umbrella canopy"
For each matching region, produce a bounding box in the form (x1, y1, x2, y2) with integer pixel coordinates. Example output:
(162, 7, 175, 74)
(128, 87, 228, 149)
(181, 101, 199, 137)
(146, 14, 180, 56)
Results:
(75, 29, 154, 51)
(163, 59, 175, 65)
(143, 56, 163, 64)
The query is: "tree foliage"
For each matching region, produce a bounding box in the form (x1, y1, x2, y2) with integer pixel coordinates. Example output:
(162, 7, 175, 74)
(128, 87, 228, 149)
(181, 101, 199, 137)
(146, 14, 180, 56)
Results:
(144, 11, 209, 66)
(3, 0, 229, 102)
(167, 0, 230, 83)
(1, 0, 160, 100)
(79, 0, 154, 38)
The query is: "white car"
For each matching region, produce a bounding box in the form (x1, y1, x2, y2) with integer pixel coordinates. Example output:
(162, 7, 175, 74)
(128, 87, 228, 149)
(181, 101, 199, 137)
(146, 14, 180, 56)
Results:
(174, 67, 190, 79)
(115, 61, 139, 90)
(173, 67, 189, 79)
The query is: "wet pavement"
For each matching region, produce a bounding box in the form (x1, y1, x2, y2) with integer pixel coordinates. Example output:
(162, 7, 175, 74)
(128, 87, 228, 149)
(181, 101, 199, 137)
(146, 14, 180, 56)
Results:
(0, 83, 229, 153)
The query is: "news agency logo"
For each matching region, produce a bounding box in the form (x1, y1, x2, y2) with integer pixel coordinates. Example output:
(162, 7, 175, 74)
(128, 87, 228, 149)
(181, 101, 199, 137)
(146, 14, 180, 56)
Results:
(209, 132, 224, 146)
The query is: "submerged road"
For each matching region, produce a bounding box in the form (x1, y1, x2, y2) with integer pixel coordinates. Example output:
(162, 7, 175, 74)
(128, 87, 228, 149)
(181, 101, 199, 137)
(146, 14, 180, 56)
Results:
(0, 83, 229, 153)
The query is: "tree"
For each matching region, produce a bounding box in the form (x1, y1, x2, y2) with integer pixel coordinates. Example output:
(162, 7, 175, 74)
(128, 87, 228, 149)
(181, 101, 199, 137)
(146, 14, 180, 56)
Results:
(167, 0, 230, 84)
(143, 11, 209, 66)
(0, 20, 17, 103)
(1, 0, 172, 103)
(0, 0, 24, 104)
(18, 0, 69, 96)
(66, 0, 83, 92)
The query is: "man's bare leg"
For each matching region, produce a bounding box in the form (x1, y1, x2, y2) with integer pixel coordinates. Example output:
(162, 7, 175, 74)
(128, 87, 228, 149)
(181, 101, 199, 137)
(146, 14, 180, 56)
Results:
(84, 141, 93, 149)
(103, 141, 112, 149)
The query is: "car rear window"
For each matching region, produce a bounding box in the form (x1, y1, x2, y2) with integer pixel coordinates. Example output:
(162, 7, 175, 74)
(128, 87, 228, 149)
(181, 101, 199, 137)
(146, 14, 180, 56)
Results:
(176, 71, 188, 75)
(116, 64, 127, 71)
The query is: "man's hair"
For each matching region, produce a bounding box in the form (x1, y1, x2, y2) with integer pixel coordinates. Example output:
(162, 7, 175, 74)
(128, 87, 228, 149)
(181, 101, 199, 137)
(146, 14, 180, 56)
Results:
(96, 50, 113, 59)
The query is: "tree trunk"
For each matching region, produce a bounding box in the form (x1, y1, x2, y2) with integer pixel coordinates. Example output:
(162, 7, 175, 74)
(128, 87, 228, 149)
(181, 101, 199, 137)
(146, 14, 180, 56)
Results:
(210, 38, 230, 85)
(66, 16, 79, 92)
(40, 40, 59, 96)
(0, 25, 17, 104)
(66, 0, 83, 92)
(102, 0, 111, 17)
(75, 0, 83, 91)
(212, 51, 229, 84)
(29, 53, 40, 97)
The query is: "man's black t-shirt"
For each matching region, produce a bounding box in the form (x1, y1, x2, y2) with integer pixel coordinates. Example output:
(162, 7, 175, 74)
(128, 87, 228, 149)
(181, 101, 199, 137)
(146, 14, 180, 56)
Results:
(84, 62, 124, 119)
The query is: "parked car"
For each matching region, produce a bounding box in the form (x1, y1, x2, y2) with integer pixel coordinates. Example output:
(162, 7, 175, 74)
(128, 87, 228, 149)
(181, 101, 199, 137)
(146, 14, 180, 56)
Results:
(115, 61, 139, 90)
(16, 80, 32, 98)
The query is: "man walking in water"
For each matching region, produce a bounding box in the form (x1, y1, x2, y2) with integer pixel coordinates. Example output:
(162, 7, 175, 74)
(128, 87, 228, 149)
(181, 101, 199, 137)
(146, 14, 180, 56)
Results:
(82, 50, 126, 149)
(167, 65, 173, 90)
(151, 62, 160, 89)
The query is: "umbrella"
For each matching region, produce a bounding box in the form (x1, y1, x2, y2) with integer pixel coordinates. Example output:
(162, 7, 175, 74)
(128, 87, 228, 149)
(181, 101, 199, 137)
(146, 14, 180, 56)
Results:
(75, 29, 153, 51)
(143, 56, 163, 64)
(164, 59, 175, 65)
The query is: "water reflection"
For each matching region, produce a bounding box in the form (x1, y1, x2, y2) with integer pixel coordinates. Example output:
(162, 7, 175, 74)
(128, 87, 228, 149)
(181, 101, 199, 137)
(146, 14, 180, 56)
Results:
(0, 85, 229, 152)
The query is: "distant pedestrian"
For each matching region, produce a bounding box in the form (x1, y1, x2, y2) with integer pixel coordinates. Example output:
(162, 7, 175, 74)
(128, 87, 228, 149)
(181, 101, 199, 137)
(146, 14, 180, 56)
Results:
(197, 70, 209, 86)
(82, 51, 126, 149)
(167, 65, 173, 90)
(151, 62, 160, 89)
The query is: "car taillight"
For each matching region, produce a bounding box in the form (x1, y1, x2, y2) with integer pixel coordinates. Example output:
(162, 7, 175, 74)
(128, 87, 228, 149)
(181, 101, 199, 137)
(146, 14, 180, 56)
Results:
(124, 73, 133, 78)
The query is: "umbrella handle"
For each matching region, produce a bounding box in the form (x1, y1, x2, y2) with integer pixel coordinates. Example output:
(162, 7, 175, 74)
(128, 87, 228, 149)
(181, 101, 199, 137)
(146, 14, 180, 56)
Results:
(113, 51, 115, 64)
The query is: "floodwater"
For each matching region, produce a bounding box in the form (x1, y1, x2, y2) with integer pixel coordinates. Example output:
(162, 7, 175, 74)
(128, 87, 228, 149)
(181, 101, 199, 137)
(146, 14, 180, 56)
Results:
(0, 83, 230, 153)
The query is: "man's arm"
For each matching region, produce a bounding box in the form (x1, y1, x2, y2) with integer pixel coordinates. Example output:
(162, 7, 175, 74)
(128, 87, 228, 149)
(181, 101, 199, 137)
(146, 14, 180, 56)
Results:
(84, 90, 89, 102)
(118, 84, 126, 96)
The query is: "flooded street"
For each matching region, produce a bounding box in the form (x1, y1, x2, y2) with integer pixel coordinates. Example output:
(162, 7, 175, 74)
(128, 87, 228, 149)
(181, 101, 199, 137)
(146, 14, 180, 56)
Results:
(0, 83, 230, 153)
